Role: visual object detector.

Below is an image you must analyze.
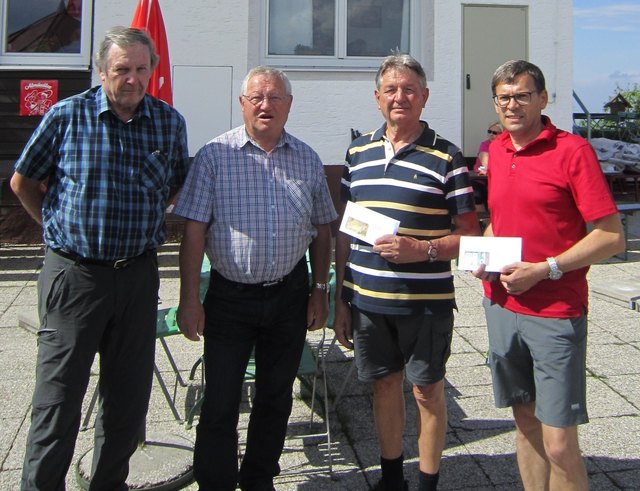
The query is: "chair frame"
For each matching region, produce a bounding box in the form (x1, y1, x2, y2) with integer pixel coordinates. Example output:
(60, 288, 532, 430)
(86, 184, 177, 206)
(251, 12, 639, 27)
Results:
(80, 307, 188, 430)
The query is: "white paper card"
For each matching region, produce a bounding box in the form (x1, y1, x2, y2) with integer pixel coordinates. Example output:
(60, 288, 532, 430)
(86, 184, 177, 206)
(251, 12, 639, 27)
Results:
(458, 236, 522, 272)
(339, 201, 400, 245)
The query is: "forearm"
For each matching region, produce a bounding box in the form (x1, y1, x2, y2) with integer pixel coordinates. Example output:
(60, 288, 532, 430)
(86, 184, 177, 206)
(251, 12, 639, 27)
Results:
(10, 172, 44, 225)
(178, 220, 207, 305)
(429, 210, 482, 261)
(552, 213, 624, 273)
(309, 223, 332, 284)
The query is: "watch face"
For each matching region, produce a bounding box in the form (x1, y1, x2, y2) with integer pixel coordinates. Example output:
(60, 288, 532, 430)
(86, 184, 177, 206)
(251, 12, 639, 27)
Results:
(549, 269, 563, 280)
(428, 244, 437, 261)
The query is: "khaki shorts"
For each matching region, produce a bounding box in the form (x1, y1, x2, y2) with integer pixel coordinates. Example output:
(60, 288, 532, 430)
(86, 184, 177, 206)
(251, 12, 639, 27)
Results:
(483, 298, 588, 427)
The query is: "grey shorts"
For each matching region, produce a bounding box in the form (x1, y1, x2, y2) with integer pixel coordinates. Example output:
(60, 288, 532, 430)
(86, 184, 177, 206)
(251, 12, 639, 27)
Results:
(483, 298, 588, 427)
(351, 307, 453, 386)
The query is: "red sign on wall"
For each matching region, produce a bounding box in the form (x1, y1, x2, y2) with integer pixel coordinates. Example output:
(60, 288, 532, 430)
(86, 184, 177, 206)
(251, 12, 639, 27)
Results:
(20, 80, 59, 116)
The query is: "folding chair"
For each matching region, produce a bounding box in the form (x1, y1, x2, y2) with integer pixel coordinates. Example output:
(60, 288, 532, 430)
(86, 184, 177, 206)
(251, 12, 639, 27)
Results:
(81, 307, 187, 430)
(222, 330, 331, 474)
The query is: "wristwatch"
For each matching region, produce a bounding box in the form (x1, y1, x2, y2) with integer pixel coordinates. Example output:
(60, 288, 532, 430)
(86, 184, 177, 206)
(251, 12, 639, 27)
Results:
(312, 282, 330, 291)
(546, 257, 563, 280)
(426, 240, 438, 262)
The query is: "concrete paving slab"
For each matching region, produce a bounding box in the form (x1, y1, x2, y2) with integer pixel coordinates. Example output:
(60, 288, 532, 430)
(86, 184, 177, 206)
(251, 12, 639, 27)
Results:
(587, 343, 640, 376)
(2, 239, 640, 489)
(591, 278, 640, 309)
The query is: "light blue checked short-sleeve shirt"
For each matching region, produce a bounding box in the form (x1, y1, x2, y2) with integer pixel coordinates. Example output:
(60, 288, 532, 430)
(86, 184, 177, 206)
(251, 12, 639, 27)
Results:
(174, 125, 337, 284)
(14, 86, 190, 260)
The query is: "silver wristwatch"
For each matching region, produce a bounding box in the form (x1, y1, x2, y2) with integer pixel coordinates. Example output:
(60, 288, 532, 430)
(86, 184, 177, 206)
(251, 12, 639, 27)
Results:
(546, 257, 563, 280)
(312, 282, 330, 291)
(426, 240, 438, 262)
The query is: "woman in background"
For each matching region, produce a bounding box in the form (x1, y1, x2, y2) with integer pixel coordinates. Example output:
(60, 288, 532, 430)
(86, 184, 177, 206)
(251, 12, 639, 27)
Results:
(474, 121, 503, 174)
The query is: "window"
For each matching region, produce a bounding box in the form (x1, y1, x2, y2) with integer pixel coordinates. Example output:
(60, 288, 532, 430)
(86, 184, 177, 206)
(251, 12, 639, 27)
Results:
(1, 0, 92, 68)
(263, 0, 422, 69)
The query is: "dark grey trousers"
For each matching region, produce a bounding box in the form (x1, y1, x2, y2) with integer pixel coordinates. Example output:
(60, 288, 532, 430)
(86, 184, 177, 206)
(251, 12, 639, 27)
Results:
(21, 248, 159, 491)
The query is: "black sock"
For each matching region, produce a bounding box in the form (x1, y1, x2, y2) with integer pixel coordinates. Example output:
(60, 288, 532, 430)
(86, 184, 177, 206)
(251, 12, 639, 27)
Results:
(380, 454, 404, 489)
(418, 470, 439, 491)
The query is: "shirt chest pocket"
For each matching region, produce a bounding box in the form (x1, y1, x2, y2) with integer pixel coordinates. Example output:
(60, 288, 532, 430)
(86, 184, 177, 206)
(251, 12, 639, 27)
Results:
(137, 150, 170, 190)
(284, 178, 313, 224)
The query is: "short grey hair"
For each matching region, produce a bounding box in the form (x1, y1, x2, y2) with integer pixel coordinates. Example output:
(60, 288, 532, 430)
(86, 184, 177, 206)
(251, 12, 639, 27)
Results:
(375, 54, 427, 90)
(240, 66, 292, 96)
(94, 26, 159, 72)
(491, 60, 546, 95)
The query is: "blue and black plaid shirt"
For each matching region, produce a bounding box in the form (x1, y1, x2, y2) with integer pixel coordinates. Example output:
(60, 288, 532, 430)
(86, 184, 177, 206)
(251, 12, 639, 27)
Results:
(14, 86, 190, 260)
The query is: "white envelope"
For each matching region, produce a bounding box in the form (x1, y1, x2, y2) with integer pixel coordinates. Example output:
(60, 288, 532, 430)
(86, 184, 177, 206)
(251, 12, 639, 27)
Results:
(339, 201, 400, 245)
(458, 236, 522, 272)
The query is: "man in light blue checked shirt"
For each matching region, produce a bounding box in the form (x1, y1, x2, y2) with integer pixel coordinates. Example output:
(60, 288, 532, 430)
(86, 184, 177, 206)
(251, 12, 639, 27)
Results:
(174, 66, 336, 491)
(11, 27, 189, 490)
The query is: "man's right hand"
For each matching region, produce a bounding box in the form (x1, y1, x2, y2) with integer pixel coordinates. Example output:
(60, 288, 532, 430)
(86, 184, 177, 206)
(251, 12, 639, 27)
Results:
(176, 300, 205, 341)
(333, 300, 353, 350)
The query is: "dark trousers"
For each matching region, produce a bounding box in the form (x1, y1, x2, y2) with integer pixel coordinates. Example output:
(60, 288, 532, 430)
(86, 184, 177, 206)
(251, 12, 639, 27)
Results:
(194, 259, 309, 491)
(21, 248, 159, 491)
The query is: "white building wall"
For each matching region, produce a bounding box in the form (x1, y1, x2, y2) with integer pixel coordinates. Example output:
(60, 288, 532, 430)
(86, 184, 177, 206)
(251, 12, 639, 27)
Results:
(95, 0, 572, 161)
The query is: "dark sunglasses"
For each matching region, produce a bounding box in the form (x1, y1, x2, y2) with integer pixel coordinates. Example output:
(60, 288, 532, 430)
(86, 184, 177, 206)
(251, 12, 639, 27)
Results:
(487, 129, 501, 136)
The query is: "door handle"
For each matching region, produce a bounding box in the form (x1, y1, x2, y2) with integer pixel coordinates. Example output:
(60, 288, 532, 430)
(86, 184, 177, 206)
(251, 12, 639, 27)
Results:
(466, 74, 471, 90)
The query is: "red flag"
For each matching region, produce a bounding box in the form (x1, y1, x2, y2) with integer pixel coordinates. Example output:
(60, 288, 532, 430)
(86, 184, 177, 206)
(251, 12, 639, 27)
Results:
(131, 0, 173, 105)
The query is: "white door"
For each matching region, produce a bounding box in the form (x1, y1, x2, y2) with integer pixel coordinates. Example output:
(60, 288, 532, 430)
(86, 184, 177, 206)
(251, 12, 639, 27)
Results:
(463, 5, 527, 158)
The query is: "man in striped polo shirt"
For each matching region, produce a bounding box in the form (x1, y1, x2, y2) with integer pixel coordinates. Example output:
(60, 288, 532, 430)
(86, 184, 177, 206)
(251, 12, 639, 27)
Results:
(334, 54, 480, 491)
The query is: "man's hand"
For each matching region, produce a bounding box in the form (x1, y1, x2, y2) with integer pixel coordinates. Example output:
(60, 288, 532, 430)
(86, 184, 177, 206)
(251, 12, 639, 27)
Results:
(373, 234, 425, 264)
(333, 300, 353, 349)
(307, 288, 329, 331)
(176, 299, 205, 341)
(498, 261, 548, 295)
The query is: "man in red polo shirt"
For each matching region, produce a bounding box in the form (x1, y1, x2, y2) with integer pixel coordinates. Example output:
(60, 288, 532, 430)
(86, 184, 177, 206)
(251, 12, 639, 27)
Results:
(474, 60, 624, 490)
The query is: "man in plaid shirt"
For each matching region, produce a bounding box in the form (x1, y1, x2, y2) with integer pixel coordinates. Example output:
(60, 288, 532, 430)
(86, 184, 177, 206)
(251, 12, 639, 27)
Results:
(11, 27, 189, 490)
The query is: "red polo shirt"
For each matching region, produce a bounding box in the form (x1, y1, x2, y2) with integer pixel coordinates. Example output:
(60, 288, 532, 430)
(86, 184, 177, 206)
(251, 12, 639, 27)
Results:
(483, 116, 617, 318)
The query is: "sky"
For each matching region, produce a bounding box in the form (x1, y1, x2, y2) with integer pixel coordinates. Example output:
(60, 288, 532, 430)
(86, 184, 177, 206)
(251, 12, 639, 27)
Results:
(573, 1, 640, 113)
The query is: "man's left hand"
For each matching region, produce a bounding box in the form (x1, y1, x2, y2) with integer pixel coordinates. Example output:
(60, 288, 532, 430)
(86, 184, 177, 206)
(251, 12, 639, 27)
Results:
(307, 287, 329, 331)
(499, 261, 548, 295)
(373, 235, 425, 264)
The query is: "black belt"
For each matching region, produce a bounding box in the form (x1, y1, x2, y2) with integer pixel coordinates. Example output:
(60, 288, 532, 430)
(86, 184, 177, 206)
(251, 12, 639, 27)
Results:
(211, 257, 306, 290)
(51, 248, 156, 269)
(211, 270, 287, 289)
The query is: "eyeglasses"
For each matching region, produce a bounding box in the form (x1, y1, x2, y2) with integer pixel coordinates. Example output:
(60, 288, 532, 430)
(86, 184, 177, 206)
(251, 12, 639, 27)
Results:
(487, 129, 501, 136)
(492, 91, 536, 108)
(242, 94, 289, 106)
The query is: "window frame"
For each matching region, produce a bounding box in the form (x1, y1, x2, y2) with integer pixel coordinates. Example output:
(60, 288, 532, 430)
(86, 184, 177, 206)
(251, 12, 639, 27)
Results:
(0, 0, 93, 69)
(260, 0, 423, 70)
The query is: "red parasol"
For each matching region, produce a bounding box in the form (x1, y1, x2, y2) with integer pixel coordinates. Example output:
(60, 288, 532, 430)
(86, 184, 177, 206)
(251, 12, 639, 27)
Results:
(131, 0, 173, 105)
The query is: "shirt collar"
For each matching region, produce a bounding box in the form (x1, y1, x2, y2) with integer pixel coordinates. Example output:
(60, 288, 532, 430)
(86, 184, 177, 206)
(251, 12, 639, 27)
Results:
(238, 127, 296, 152)
(498, 115, 557, 152)
(96, 86, 152, 121)
(371, 120, 437, 147)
